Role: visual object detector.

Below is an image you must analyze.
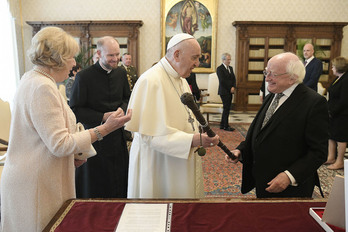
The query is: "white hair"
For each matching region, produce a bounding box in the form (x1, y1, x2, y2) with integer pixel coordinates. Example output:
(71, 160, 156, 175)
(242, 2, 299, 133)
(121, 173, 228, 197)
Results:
(285, 52, 305, 83)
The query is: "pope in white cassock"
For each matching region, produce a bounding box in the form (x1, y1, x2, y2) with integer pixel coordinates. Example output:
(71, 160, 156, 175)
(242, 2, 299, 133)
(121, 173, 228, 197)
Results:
(126, 33, 219, 198)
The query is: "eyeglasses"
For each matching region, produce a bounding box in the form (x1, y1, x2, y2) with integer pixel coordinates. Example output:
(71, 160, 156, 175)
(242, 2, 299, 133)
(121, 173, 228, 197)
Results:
(263, 69, 288, 77)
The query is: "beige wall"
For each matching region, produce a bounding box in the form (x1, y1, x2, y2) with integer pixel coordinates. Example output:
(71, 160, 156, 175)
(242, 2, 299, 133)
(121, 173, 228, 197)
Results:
(11, 0, 348, 89)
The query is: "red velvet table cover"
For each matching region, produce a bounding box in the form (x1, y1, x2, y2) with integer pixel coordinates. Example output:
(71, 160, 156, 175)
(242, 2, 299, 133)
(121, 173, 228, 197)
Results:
(46, 200, 331, 232)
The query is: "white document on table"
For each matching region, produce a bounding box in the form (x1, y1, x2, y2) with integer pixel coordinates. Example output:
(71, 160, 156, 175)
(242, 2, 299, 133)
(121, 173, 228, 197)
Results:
(115, 203, 171, 232)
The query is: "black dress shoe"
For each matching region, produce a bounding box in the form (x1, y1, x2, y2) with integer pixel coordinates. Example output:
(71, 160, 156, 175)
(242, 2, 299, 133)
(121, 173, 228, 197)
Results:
(223, 126, 235, 132)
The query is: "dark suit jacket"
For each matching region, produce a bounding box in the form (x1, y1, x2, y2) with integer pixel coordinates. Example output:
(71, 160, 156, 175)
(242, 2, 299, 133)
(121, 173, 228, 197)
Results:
(237, 84, 328, 198)
(216, 64, 236, 95)
(186, 72, 201, 101)
(303, 57, 323, 91)
(327, 72, 348, 118)
(260, 76, 267, 100)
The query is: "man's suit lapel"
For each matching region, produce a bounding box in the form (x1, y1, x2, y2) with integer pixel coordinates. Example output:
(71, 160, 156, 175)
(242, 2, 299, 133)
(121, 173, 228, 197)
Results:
(305, 60, 315, 73)
(254, 94, 272, 131)
(306, 60, 313, 69)
(257, 84, 306, 142)
(247, 93, 272, 144)
(227, 66, 233, 78)
(223, 65, 229, 76)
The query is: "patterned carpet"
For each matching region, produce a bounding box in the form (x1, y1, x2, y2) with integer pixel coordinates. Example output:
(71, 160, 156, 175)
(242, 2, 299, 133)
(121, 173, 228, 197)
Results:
(202, 123, 344, 199)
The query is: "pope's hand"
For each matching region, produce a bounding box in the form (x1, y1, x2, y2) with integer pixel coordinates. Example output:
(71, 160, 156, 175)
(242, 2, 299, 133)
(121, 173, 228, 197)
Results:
(192, 133, 219, 148)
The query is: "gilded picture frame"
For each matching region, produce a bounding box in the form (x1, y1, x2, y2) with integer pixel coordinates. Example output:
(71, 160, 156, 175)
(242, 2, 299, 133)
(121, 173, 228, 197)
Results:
(161, 0, 218, 73)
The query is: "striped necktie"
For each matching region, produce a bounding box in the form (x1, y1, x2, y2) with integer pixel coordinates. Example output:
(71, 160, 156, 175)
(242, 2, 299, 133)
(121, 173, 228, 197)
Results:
(262, 93, 284, 128)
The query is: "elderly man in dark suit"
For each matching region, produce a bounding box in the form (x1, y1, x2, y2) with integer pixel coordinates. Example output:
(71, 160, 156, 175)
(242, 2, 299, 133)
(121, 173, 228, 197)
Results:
(303, 43, 323, 91)
(226, 52, 328, 198)
(216, 53, 236, 131)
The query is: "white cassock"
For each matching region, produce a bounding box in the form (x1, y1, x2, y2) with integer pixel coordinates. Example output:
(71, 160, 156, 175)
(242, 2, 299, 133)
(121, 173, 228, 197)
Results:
(125, 57, 204, 199)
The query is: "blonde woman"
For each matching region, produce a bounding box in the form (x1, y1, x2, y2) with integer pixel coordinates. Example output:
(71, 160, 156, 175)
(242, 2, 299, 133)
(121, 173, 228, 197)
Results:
(326, 56, 348, 170)
(0, 27, 131, 231)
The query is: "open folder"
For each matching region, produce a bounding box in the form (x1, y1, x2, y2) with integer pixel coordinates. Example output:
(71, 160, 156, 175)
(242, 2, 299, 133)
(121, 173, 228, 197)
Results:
(309, 174, 345, 232)
(322, 175, 345, 229)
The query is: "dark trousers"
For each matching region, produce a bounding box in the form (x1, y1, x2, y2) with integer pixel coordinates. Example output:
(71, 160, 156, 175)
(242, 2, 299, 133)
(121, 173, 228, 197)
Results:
(220, 94, 233, 128)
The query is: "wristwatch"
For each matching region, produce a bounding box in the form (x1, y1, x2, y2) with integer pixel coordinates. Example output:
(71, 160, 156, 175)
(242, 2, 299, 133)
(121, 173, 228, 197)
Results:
(93, 127, 103, 141)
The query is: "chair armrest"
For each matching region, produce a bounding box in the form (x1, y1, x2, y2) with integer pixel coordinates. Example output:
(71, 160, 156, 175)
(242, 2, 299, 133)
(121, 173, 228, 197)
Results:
(199, 92, 210, 105)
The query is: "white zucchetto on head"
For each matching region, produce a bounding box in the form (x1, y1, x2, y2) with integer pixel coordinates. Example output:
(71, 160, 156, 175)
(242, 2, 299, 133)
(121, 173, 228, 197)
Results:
(166, 33, 194, 51)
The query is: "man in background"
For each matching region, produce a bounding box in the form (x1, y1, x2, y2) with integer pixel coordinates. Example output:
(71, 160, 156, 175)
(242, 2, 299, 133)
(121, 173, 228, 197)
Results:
(216, 53, 236, 131)
(120, 53, 138, 91)
(119, 52, 138, 141)
(92, 51, 99, 64)
(259, 76, 269, 102)
(226, 52, 328, 198)
(65, 63, 81, 102)
(70, 36, 130, 198)
(303, 43, 323, 91)
(126, 33, 219, 199)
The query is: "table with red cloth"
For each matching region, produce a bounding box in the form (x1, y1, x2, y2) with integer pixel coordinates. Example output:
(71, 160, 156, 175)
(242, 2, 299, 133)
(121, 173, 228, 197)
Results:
(43, 198, 341, 232)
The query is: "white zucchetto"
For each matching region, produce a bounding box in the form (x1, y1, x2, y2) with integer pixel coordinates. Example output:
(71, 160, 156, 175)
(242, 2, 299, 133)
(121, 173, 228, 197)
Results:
(166, 33, 194, 51)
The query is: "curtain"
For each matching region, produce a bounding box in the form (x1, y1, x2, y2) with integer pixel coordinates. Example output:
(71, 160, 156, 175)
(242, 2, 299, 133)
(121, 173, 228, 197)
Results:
(0, 0, 20, 106)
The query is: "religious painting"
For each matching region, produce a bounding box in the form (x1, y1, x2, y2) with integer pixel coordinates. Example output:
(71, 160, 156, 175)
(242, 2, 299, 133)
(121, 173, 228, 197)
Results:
(161, 0, 218, 73)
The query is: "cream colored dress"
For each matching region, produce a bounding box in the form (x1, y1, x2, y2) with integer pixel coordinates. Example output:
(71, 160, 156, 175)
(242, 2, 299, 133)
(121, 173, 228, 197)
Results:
(1, 70, 92, 231)
(126, 57, 204, 199)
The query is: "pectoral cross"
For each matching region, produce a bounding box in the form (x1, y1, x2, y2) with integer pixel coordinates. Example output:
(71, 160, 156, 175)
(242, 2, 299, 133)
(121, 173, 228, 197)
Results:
(188, 113, 195, 131)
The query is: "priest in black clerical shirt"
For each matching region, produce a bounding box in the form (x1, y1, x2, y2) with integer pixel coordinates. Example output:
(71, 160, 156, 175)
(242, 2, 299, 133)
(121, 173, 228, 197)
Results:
(70, 36, 131, 198)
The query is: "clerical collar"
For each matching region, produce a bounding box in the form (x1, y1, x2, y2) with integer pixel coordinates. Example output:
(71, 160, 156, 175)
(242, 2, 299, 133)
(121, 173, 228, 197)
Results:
(99, 61, 112, 74)
(162, 57, 180, 79)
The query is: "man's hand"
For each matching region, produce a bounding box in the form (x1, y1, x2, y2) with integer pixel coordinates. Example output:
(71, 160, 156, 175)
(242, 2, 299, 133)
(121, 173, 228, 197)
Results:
(74, 159, 86, 168)
(225, 149, 240, 163)
(265, 172, 291, 193)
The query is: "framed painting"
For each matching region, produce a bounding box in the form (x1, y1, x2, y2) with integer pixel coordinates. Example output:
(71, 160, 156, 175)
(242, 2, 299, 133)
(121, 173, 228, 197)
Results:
(161, 0, 218, 73)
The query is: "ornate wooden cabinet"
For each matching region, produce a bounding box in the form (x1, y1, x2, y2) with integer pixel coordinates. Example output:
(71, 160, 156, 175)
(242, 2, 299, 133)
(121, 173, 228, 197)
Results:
(26, 20, 143, 69)
(233, 21, 348, 111)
